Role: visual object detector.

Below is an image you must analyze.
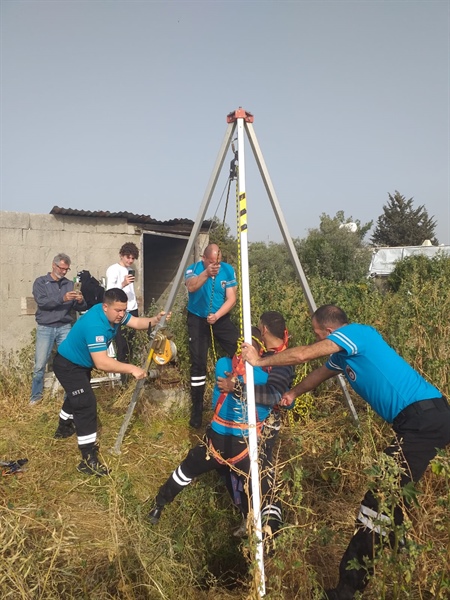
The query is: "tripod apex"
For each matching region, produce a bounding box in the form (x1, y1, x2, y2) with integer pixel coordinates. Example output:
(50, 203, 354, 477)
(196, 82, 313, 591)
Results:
(227, 108, 254, 123)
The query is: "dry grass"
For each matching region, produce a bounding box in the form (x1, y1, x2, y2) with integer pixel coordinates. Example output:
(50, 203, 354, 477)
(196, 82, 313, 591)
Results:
(1, 365, 449, 599)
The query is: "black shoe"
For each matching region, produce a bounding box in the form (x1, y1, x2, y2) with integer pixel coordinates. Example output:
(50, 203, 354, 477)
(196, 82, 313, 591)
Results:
(189, 400, 203, 429)
(189, 415, 202, 429)
(77, 458, 109, 477)
(54, 421, 76, 439)
(147, 504, 164, 524)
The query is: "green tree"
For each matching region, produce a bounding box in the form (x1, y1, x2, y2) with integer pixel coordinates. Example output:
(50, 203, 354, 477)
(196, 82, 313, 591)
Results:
(248, 241, 295, 285)
(371, 191, 438, 247)
(295, 211, 373, 283)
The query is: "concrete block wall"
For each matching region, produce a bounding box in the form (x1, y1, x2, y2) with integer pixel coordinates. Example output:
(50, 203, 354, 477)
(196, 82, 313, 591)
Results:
(0, 211, 143, 356)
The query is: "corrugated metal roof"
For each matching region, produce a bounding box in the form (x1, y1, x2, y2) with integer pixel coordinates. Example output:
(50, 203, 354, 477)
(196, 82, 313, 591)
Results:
(50, 205, 211, 229)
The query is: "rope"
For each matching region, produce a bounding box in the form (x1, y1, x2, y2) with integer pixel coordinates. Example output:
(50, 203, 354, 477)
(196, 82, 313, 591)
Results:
(234, 165, 245, 354)
(208, 145, 239, 364)
(287, 364, 315, 426)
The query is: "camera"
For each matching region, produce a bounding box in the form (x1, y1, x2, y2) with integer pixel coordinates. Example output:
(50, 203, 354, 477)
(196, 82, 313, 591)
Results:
(128, 269, 135, 277)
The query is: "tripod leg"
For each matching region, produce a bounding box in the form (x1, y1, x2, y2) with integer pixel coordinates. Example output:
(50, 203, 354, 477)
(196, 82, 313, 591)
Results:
(245, 121, 359, 427)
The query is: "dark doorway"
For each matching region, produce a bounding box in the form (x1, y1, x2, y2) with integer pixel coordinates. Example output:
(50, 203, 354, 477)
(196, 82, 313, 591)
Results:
(142, 233, 189, 312)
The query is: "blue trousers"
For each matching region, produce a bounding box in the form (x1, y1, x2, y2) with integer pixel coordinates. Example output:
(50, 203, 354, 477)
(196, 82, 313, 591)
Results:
(30, 323, 71, 402)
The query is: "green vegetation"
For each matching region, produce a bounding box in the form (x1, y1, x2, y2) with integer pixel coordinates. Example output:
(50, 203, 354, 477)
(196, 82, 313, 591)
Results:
(1, 253, 449, 599)
(371, 191, 438, 247)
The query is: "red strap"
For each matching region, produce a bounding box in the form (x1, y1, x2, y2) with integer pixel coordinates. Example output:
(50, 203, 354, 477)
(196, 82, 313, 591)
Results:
(232, 355, 246, 379)
(271, 328, 289, 353)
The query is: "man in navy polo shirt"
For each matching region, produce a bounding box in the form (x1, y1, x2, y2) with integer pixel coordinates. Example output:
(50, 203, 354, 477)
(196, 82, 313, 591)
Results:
(242, 304, 450, 600)
(53, 287, 166, 476)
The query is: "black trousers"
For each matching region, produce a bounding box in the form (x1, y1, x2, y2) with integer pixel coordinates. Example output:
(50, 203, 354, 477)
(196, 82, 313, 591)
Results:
(53, 353, 97, 451)
(115, 308, 139, 363)
(336, 396, 450, 595)
(187, 312, 238, 406)
(155, 427, 282, 529)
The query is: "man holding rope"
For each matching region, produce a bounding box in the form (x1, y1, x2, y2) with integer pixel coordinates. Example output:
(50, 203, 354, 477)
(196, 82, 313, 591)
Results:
(241, 304, 450, 599)
(185, 243, 239, 429)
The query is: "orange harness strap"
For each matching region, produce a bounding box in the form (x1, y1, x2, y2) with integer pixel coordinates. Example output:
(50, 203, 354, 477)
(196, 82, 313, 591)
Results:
(208, 335, 289, 466)
(207, 437, 250, 466)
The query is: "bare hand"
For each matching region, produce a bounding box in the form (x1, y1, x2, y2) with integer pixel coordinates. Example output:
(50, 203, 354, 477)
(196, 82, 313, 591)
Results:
(206, 262, 220, 278)
(154, 311, 171, 325)
(206, 313, 218, 324)
(123, 274, 135, 287)
(130, 365, 147, 380)
(241, 342, 260, 366)
(64, 291, 80, 302)
(217, 372, 235, 393)
(279, 390, 297, 408)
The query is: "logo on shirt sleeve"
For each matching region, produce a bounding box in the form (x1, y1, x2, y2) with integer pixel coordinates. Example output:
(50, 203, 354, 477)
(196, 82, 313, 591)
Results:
(345, 366, 356, 381)
(96, 336, 105, 343)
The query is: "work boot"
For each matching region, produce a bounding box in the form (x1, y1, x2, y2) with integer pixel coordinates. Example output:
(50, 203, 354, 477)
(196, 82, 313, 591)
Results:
(54, 420, 76, 439)
(189, 401, 203, 429)
(77, 456, 109, 477)
(189, 387, 204, 429)
(147, 504, 164, 525)
(189, 412, 202, 429)
(323, 584, 356, 600)
(78, 445, 109, 477)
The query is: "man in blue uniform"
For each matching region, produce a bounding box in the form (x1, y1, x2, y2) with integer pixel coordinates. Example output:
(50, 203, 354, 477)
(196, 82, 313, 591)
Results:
(147, 313, 294, 541)
(30, 253, 87, 405)
(242, 304, 450, 600)
(185, 243, 239, 428)
(53, 287, 166, 476)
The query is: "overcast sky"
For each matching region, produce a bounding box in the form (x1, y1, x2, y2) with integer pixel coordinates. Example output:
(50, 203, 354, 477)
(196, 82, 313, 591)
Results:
(1, 0, 449, 244)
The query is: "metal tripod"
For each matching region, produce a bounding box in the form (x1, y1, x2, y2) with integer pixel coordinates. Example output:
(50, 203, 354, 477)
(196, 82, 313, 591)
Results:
(112, 107, 359, 598)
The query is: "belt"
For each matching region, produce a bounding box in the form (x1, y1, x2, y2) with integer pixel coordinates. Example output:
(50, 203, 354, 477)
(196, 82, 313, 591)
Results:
(396, 396, 448, 421)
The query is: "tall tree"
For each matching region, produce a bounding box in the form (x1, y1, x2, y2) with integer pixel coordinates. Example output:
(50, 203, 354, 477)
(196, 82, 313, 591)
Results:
(248, 241, 294, 284)
(371, 191, 438, 247)
(295, 211, 372, 283)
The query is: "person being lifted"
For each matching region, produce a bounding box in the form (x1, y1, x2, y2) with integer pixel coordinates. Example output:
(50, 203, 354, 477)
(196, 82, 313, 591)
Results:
(147, 313, 293, 542)
(185, 243, 239, 429)
(241, 304, 450, 600)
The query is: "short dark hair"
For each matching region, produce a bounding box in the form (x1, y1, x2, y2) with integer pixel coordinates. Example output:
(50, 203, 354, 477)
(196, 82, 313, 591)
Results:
(119, 242, 139, 259)
(260, 311, 286, 340)
(104, 288, 128, 304)
(313, 305, 348, 328)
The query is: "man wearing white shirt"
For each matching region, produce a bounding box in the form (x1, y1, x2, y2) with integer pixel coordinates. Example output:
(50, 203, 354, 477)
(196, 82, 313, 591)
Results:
(106, 242, 140, 366)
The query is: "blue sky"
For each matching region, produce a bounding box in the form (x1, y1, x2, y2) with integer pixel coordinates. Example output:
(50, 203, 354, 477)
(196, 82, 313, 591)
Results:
(1, 0, 449, 244)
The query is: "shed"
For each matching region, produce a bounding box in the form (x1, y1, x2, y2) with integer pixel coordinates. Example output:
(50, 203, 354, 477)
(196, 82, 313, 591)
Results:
(0, 207, 211, 355)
